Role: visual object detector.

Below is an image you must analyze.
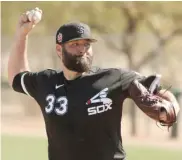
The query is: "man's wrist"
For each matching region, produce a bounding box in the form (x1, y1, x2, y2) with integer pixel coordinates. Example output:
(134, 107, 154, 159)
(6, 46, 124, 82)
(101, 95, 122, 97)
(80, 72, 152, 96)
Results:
(15, 32, 28, 41)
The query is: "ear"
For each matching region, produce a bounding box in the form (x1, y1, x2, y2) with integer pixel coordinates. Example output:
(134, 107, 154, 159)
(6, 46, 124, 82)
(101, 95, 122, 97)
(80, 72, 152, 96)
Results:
(56, 44, 62, 57)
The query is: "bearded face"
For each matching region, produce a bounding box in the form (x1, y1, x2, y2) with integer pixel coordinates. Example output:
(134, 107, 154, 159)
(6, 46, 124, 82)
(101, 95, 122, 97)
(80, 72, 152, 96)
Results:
(61, 41, 93, 73)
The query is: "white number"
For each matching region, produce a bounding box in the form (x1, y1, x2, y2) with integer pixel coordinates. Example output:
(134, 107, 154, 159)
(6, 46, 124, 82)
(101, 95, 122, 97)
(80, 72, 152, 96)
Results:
(45, 95, 68, 115)
(45, 94, 55, 113)
(55, 97, 68, 115)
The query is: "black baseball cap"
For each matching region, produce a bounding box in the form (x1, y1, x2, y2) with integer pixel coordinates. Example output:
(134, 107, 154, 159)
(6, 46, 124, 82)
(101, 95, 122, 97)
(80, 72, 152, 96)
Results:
(56, 22, 97, 44)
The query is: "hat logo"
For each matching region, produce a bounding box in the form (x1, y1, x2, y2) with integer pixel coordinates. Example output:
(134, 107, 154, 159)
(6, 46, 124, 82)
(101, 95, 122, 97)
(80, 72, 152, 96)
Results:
(77, 26, 84, 34)
(57, 33, 63, 43)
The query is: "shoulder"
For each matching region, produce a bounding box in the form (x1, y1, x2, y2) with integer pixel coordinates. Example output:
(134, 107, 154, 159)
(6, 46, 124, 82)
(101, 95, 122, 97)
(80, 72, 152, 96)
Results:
(32, 69, 63, 82)
(88, 66, 122, 75)
(38, 68, 58, 75)
(89, 67, 145, 78)
(90, 67, 142, 77)
(36, 69, 61, 77)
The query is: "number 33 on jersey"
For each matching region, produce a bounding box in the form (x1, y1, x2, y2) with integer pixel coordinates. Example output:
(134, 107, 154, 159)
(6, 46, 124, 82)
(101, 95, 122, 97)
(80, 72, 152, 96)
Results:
(45, 95, 68, 115)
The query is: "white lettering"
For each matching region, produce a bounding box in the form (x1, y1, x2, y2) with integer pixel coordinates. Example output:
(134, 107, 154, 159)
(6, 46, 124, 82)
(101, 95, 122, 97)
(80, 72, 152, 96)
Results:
(87, 104, 112, 116)
(88, 107, 97, 115)
(97, 105, 105, 113)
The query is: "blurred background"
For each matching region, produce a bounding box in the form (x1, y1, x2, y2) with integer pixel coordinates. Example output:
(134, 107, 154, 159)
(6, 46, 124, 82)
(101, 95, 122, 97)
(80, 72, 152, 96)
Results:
(1, 1, 182, 160)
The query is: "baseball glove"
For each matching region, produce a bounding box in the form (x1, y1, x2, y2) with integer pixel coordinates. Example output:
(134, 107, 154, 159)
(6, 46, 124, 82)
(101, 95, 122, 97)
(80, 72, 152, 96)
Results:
(128, 79, 177, 128)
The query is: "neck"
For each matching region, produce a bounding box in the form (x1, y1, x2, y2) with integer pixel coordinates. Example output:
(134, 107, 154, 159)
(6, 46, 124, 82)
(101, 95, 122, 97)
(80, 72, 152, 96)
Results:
(62, 65, 83, 80)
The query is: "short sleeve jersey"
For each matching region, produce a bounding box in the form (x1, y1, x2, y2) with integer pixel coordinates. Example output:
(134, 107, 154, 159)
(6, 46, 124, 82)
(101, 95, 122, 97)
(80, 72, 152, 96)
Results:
(12, 67, 160, 160)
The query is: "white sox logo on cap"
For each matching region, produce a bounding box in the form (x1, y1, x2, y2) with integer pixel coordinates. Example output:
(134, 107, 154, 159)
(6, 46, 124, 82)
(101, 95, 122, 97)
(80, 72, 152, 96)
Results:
(57, 33, 63, 43)
(77, 26, 84, 34)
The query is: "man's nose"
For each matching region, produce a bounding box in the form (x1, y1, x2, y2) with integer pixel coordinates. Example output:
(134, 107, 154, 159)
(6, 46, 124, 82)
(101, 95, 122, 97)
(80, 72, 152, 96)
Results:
(78, 45, 87, 55)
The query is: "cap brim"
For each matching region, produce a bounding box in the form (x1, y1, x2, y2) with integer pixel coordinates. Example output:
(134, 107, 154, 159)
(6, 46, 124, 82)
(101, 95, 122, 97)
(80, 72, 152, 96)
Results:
(66, 37, 97, 43)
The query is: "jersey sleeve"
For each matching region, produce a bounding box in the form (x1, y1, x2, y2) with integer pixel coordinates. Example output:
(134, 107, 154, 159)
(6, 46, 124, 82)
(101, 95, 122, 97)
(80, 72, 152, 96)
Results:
(12, 69, 56, 98)
(119, 68, 145, 91)
(118, 68, 162, 97)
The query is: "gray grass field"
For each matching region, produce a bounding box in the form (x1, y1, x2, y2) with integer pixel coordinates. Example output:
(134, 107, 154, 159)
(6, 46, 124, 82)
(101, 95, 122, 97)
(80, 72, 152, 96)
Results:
(2, 134, 182, 160)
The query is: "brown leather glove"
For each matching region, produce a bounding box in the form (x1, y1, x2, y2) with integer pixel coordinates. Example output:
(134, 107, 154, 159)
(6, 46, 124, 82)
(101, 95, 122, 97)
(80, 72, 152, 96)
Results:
(128, 79, 177, 128)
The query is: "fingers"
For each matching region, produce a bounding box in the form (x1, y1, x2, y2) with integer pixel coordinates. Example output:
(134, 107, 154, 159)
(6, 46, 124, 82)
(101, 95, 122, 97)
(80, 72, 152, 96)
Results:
(21, 13, 29, 23)
(25, 11, 30, 20)
(16, 7, 42, 36)
(19, 7, 42, 23)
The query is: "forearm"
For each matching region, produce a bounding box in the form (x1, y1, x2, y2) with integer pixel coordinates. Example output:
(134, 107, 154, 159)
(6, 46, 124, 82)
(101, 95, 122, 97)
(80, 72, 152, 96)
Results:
(8, 33, 30, 86)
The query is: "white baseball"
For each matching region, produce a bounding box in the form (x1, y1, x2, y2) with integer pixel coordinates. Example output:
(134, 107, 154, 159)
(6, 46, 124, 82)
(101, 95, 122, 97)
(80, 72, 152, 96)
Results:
(27, 8, 42, 24)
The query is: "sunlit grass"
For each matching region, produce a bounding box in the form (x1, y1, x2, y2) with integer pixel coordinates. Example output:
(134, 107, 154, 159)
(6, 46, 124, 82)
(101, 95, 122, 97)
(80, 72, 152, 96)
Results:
(2, 134, 182, 160)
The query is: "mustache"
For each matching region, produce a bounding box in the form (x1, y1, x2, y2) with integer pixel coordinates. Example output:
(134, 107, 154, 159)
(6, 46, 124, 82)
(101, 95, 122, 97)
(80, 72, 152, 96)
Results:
(75, 56, 89, 64)
(73, 52, 90, 57)
(71, 53, 90, 60)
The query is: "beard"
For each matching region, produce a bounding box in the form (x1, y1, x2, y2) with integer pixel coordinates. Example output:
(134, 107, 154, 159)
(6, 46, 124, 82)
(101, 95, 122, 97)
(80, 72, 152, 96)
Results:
(61, 46, 93, 73)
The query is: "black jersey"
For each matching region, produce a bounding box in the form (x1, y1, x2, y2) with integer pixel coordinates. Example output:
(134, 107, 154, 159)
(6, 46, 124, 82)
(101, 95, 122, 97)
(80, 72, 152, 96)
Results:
(12, 67, 159, 160)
